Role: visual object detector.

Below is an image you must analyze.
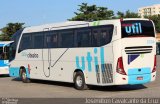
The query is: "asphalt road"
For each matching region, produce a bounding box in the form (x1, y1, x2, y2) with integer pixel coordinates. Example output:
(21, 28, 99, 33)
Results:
(0, 56, 160, 103)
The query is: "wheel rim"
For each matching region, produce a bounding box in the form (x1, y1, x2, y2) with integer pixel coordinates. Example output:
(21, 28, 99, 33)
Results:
(22, 72, 26, 80)
(76, 75, 83, 87)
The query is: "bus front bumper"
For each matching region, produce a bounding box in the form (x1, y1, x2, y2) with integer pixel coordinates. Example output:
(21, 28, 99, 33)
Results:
(0, 67, 9, 75)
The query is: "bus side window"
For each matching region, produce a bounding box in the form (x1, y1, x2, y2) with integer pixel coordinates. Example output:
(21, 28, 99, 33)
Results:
(91, 25, 113, 47)
(0, 47, 3, 60)
(58, 30, 74, 48)
(76, 29, 91, 47)
(3, 46, 9, 60)
(99, 26, 114, 46)
(33, 33, 43, 49)
(45, 32, 58, 48)
(92, 29, 99, 47)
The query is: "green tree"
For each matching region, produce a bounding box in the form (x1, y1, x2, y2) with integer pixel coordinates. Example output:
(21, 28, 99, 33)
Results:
(156, 20, 160, 33)
(144, 15, 160, 32)
(117, 11, 124, 18)
(0, 23, 25, 41)
(124, 10, 140, 18)
(69, 3, 114, 21)
(117, 10, 140, 18)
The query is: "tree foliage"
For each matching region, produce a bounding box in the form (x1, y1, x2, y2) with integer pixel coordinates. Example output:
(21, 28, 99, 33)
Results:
(144, 15, 160, 32)
(70, 3, 160, 32)
(0, 23, 24, 41)
(69, 3, 114, 21)
(117, 10, 140, 18)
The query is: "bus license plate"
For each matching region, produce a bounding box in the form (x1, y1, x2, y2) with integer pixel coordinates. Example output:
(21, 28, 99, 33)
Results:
(137, 77, 143, 80)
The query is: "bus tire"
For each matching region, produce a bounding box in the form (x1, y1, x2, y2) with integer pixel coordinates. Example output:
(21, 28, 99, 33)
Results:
(20, 69, 30, 83)
(74, 71, 88, 90)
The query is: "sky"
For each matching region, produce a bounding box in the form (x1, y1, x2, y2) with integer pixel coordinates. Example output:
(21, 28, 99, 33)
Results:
(0, 0, 160, 28)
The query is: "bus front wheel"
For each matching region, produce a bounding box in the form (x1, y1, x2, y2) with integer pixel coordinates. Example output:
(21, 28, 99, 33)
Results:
(20, 69, 30, 83)
(74, 71, 88, 90)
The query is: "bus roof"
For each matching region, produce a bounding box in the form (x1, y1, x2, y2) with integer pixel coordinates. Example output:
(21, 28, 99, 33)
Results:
(23, 18, 150, 33)
(0, 41, 14, 47)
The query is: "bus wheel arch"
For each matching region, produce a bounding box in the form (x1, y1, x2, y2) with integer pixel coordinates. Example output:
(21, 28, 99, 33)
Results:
(73, 69, 88, 90)
(19, 66, 25, 77)
(19, 66, 30, 83)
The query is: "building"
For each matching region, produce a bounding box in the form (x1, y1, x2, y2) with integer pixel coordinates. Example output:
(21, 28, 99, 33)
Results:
(138, 4, 160, 18)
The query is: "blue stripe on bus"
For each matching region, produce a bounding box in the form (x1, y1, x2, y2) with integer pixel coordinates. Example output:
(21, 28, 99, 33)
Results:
(9, 67, 30, 78)
(128, 67, 151, 84)
(0, 44, 10, 47)
(0, 44, 5, 47)
(9, 67, 20, 77)
(0, 60, 8, 67)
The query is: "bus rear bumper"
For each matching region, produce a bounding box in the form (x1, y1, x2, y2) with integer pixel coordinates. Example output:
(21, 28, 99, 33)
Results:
(115, 72, 156, 85)
(128, 74, 151, 85)
(0, 67, 9, 75)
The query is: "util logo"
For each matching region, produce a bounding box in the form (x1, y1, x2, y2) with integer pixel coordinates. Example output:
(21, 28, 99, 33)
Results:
(125, 23, 142, 34)
(75, 47, 105, 72)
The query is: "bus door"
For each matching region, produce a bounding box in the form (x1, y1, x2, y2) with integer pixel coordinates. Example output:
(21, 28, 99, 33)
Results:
(43, 28, 60, 78)
(42, 28, 51, 78)
(43, 28, 71, 79)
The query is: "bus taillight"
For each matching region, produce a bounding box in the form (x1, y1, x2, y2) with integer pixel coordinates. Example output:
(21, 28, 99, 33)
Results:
(116, 57, 127, 75)
(152, 55, 156, 73)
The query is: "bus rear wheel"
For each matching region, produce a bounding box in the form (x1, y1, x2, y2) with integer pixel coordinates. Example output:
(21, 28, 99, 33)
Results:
(74, 71, 88, 90)
(20, 69, 30, 83)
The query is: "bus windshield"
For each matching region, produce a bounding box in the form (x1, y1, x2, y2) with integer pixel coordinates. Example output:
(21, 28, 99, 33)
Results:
(121, 20, 155, 38)
(10, 29, 24, 61)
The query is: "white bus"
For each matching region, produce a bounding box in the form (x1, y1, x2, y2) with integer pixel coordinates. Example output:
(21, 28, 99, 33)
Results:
(9, 18, 156, 90)
(0, 41, 13, 75)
